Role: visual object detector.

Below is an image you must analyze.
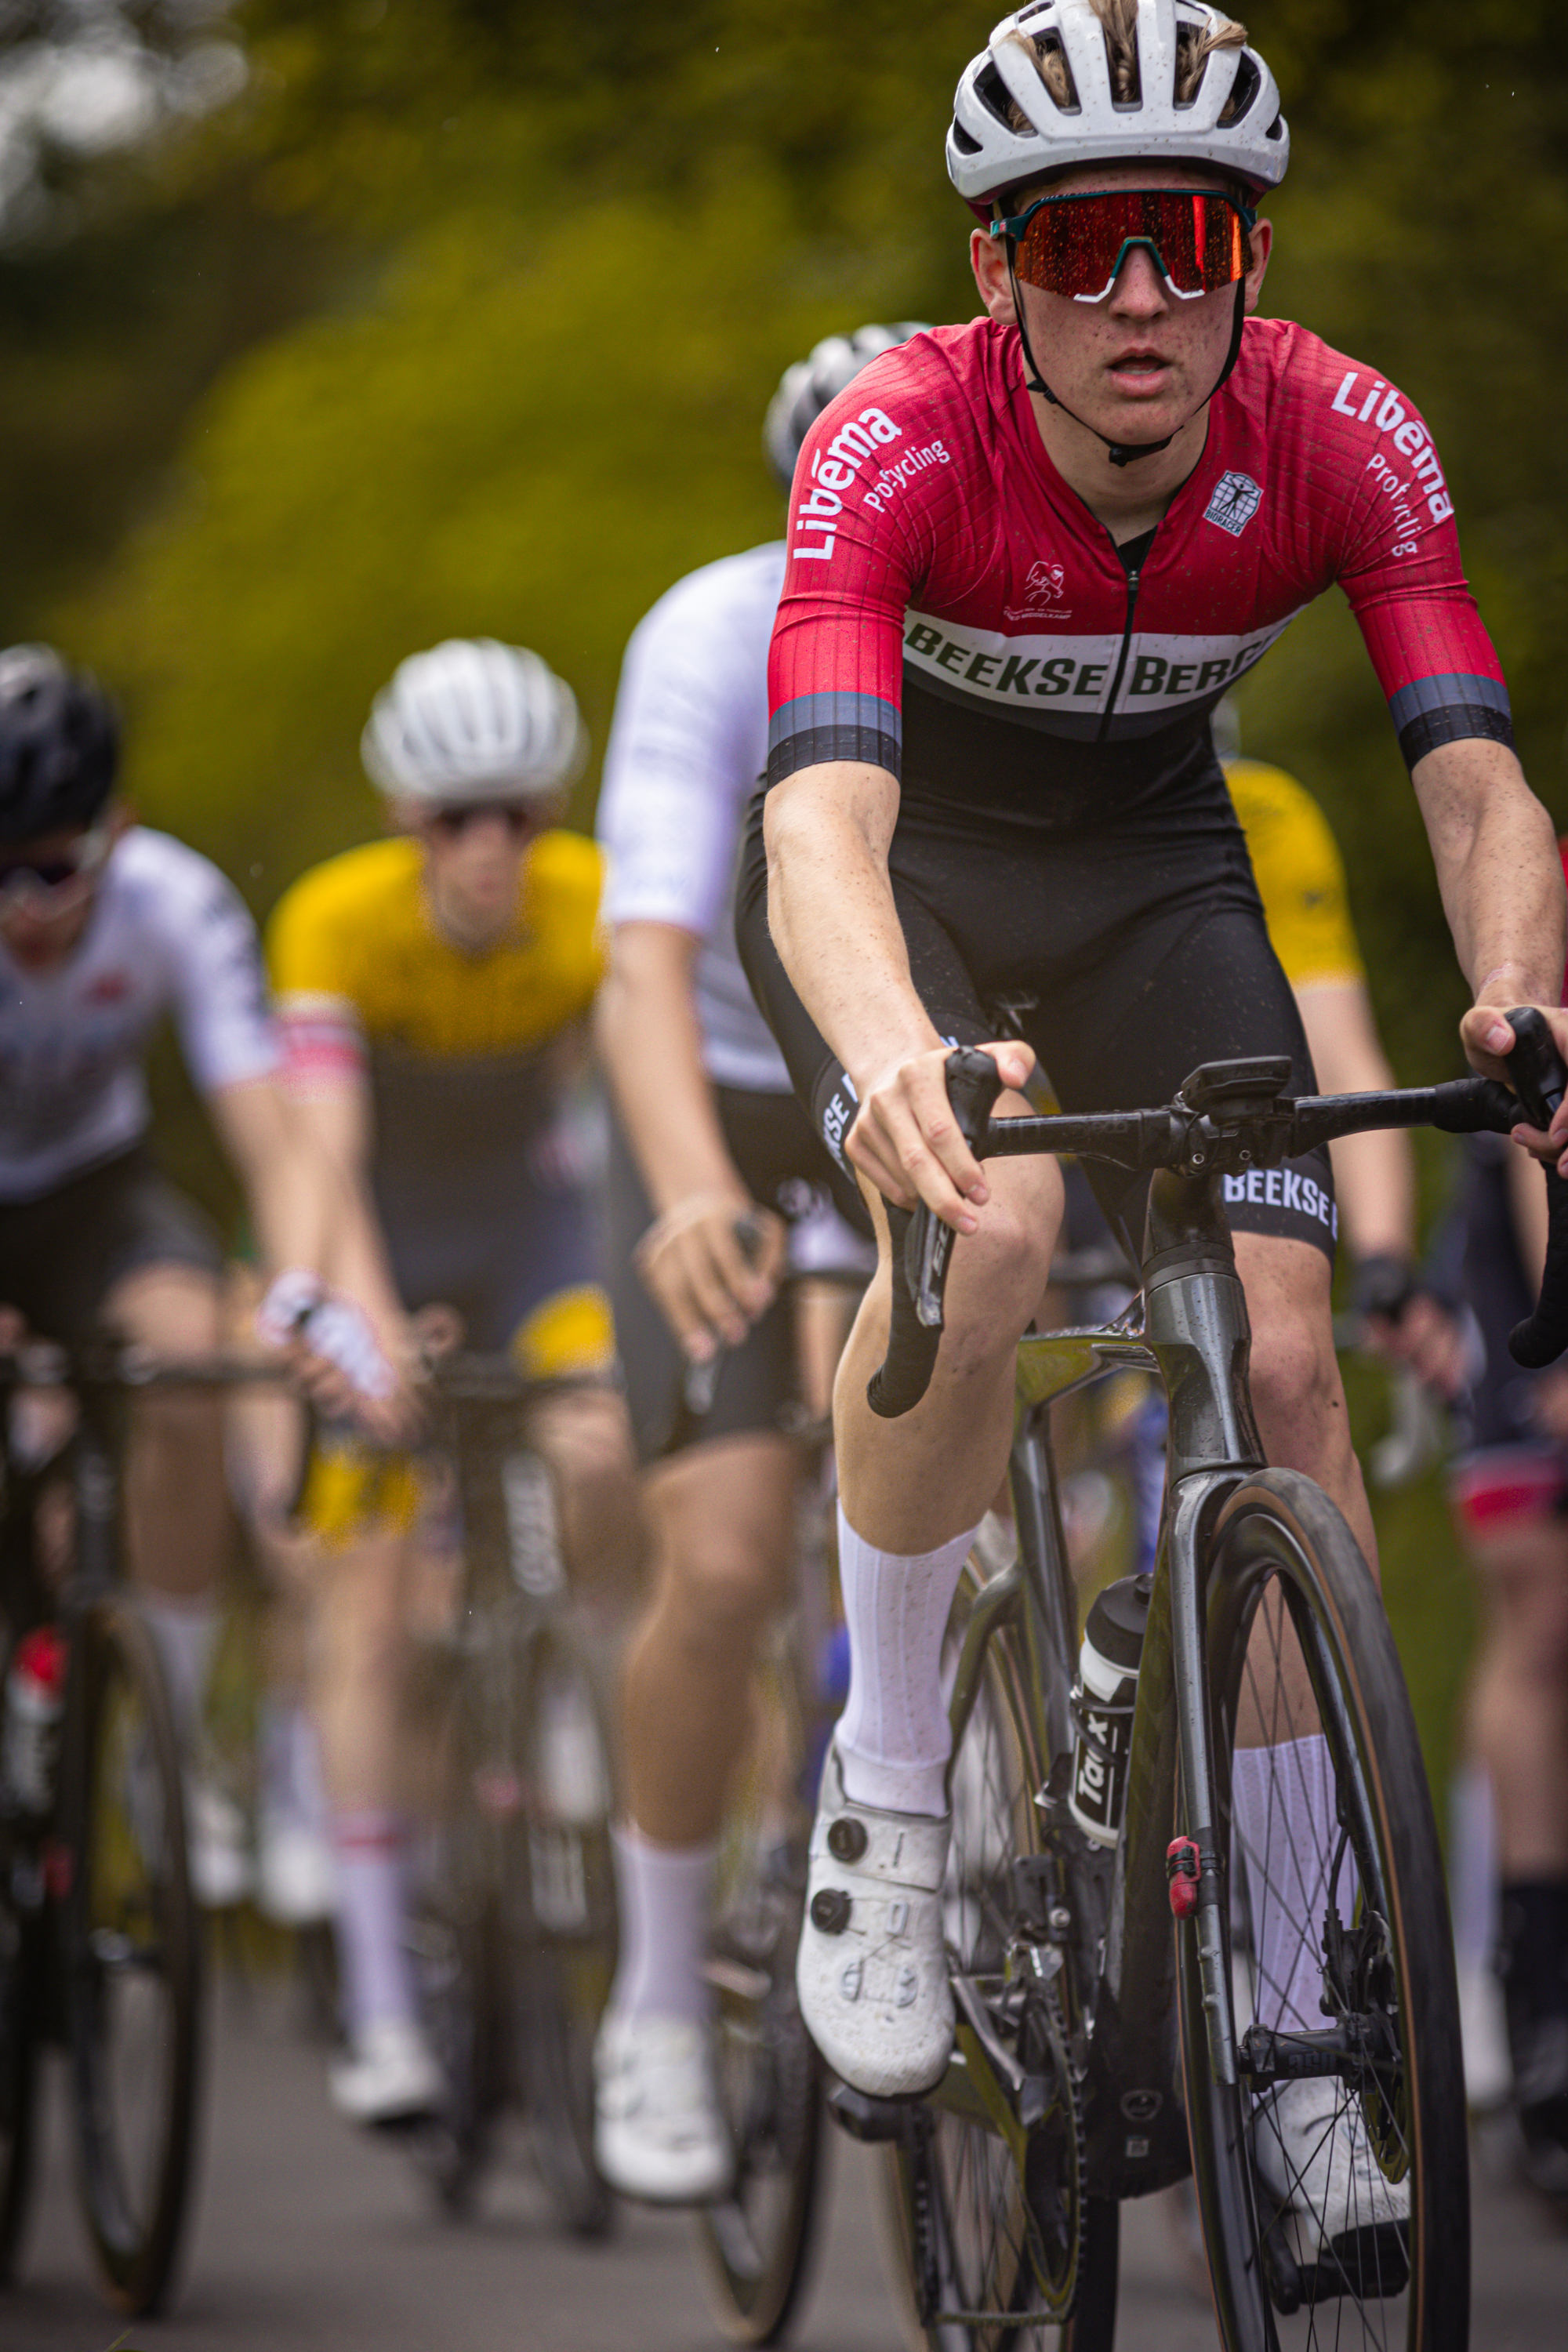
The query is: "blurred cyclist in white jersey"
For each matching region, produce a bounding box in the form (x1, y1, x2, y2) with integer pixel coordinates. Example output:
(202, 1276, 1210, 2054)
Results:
(591, 328, 921, 2200)
(0, 644, 356, 1901)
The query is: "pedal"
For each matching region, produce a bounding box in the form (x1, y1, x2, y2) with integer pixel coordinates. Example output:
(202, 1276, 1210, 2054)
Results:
(826, 2080, 912, 2143)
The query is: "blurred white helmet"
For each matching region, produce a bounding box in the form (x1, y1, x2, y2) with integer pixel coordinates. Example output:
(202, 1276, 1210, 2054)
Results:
(361, 639, 588, 804)
(948, 1, 1288, 220)
(764, 323, 931, 489)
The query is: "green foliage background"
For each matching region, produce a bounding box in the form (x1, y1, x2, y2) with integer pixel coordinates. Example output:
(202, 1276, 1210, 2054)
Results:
(3, 0, 1566, 1791)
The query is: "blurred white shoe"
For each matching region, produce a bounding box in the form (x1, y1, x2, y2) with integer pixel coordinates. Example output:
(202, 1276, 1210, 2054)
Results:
(1253, 2077, 1409, 2279)
(329, 2016, 441, 2126)
(186, 1779, 252, 1909)
(594, 2014, 731, 2203)
(257, 1813, 336, 1926)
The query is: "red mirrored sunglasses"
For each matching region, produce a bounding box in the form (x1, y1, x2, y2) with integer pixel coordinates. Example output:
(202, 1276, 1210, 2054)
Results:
(993, 187, 1256, 304)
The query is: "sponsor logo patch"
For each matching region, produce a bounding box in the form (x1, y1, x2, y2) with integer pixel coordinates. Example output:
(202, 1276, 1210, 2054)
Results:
(1204, 471, 1262, 537)
(793, 407, 903, 562)
(1004, 557, 1071, 622)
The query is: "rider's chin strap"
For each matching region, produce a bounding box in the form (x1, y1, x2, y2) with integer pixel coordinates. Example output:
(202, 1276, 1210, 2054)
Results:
(1007, 252, 1248, 470)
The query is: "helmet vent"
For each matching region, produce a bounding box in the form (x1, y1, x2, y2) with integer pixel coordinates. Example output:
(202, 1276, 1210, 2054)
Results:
(1265, 109, 1283, 140)
(973, 60, 1020, 132)
(951, 122, 982, 155)
(1104, 24, 1141, 113)
(1218, 52, 1261, 125)
(1033, 31, 1080, 113)
(996, 30, 1080, 122)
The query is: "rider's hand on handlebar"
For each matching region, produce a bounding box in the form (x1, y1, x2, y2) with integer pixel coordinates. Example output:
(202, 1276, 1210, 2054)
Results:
(635, 1192, 787, 1363)
(1366, 1291, 1470, 1401)
(844, 1040, 1036, 1231)
(256, 1270, 421, 1445)
(1461, 1000, 1568, 1170)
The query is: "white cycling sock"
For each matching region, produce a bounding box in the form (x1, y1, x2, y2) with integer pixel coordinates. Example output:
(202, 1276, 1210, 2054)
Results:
(835, 1504, 979, 1817)
(1232, 1735, 1356, 2034)
(607, 1825, 716, 2028)
(141, 1594, 218, 1758)
(332, 1810, 417, 2036)
(260, 1697, 328, 1831)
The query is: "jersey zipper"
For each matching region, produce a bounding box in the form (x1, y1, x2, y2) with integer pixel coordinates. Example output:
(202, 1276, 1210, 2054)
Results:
(1096, 561, 1143, 746)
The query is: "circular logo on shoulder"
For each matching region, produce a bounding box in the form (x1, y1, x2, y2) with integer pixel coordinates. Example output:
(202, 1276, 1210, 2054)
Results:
(1119, 2088, 1163, 2123)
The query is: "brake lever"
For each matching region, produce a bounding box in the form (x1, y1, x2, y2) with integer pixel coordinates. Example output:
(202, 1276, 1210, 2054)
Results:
(906, 1048, 1006, 1329)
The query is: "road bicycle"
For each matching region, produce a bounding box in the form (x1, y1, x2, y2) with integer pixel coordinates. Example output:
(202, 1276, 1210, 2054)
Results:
(822, 1011, 1568, 2351)
(0, 1340, 262, 2315)
(394, 1353, 620, 2236)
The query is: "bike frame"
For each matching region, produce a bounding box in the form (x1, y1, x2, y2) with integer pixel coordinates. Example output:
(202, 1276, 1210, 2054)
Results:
(938, 1160, 1268, 2202)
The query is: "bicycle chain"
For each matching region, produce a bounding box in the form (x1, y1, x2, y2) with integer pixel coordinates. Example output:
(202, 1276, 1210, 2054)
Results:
(1021, 1970, 1087, 2328)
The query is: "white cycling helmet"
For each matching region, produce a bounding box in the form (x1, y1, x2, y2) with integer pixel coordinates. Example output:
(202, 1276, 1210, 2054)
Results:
(764, 323, 931, 489)
(948, 0, 1288, 220)
(361, 638, 588, 804)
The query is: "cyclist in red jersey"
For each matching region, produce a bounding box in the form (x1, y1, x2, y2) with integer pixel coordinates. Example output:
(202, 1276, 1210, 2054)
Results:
(734, 0, 1568, 2258)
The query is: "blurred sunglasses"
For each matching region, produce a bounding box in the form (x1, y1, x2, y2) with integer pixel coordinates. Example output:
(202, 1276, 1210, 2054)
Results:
(994, 187, 1255, 304)
(426, 801, 541, 839)
(0, 822, 113, 916)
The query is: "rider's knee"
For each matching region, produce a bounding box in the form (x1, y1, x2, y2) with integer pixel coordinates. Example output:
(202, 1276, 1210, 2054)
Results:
(663, 1521, 791, 1661)
(1247, 1307, 1344, 1457)
(946, 1165, 1059, 1345)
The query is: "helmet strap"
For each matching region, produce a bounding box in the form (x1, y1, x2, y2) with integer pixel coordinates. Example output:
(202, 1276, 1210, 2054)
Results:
(1007, 256, 1248, 470)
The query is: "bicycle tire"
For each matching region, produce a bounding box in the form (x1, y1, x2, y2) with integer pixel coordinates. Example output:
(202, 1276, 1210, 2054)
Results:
(695, 1649, 826, 2347)
(410, 1894, 502, 2216)
(0, 1836, 38, 2284)
(515, 1623, 617, 2239)
(65, 1599, 201, 2316)
(1178, 1469, 1469, 2352)
(408, 1643, 503, 2216)
(882, 1568, 1118, 2351)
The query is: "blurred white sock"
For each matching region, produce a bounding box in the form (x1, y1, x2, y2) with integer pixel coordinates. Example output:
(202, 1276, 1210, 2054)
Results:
(142, 1594, 218, 1756)
(608, 1825, 716, 2027)
(1233, 1736, 1354, 2032)
(332, 1811, 416, 2035)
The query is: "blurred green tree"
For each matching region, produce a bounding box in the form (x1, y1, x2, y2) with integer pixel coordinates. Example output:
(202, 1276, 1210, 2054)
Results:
(4, 0, 1562, 1095)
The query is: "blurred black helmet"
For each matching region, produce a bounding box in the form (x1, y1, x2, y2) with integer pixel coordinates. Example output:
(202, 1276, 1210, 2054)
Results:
(764, 324, 931, 490)
(0, 646, 119, 845)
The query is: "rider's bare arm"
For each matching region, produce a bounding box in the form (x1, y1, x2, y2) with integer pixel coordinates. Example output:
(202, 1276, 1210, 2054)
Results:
(764, 760, 1032, 1229)
(596, 920, 784, 1358)
(1414, 738, 1567, 1115)
(205, 1073, 341, 1276)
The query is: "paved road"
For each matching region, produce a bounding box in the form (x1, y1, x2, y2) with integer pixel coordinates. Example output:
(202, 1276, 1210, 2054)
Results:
(4, 1966, 1564, 2352)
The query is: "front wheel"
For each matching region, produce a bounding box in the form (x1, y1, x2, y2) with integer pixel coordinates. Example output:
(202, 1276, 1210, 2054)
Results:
(65, 1600, 201, 2316)
(1179, 1470, 1469, 2352)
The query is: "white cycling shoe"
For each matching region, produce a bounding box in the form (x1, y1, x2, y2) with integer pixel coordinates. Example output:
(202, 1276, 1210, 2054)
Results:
(329, 2016, 442, 2128)
(797, 1745, 953, 2099)
(593, 2013, 733, 2204)
(1252, 2077, 1410, 2275)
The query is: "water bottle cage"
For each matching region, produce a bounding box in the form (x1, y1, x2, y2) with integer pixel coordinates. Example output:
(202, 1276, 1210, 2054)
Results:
(1068, 1685, 1137, 1767)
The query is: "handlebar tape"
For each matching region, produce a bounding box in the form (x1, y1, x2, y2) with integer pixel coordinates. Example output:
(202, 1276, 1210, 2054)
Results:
(1503, 1008, 1568, 1369)
(866, 1048, 1005, 1421)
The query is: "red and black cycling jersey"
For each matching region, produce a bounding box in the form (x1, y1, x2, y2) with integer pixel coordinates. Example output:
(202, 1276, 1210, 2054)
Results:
(765, 318, 1509, 822)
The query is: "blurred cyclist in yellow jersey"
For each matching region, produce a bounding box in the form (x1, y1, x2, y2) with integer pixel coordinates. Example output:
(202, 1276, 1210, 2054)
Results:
(267, 640, 643, 2128)
(1217, 706, 1462, 1377)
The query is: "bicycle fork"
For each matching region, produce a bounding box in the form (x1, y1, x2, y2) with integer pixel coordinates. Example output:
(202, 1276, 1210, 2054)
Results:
(1142, 1167, 1268, 2096)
